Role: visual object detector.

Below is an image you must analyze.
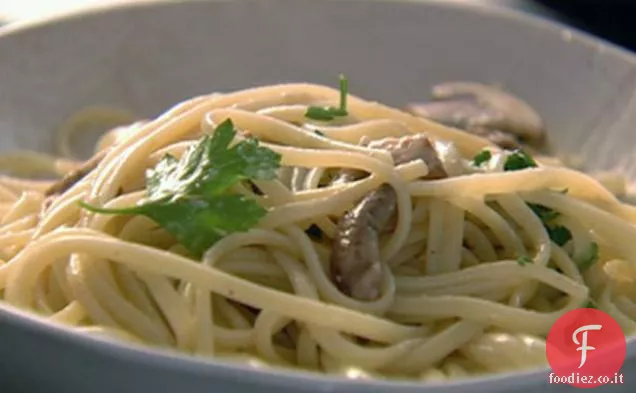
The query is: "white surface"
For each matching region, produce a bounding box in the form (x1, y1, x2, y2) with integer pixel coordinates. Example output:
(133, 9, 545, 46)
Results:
(0, 0, 541, 21)
(0, 0, 133, 20)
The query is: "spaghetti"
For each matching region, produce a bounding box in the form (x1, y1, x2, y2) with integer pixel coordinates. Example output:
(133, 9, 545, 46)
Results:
(0, 80, 634, 381)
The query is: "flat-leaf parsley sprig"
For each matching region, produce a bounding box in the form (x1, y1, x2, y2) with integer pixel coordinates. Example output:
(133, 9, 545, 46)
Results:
(305, 74, 349, 121)
(80, 119, 282, 258)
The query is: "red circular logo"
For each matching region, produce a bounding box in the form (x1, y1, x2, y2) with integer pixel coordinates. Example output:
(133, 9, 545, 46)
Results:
(546, 308, 626, 388)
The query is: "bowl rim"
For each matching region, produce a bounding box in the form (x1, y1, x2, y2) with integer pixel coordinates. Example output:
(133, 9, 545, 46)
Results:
(0, 0, 634, 390)
(0, 0, 634, 64)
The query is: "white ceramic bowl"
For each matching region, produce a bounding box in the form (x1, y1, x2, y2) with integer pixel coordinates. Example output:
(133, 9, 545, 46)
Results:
(0, 1, 634, 392)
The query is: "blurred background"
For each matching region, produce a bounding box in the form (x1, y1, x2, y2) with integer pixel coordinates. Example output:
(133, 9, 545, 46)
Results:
(0, 0, 632, 52)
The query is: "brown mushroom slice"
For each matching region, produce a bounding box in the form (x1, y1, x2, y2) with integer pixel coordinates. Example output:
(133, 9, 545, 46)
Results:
(331, 132, 449, 185)
(406, 82, 546, 148)
(44, 148, 109, 197)
(330, 135, 447, 301)
(406, 100, 522, 149)
(405, 99, 501, 131)
(467, 127, 521, 150)
(432, 82, 545, 145)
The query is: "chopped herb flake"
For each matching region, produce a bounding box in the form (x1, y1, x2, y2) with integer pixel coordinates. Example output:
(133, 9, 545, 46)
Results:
(314, 129, 325, 137)
(547, 225, 573, 247)
(526, 202, 572, 247)
(503, 149, 572, 246)
(503, 150, 537, 171)
(472, 150, 492, 166)
(528, 203, 560, 223)
(517, 256, 533, 266)
(578, 242, 600, 272)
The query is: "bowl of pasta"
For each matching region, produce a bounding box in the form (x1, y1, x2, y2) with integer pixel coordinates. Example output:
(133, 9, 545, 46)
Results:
(0, 0, 634, 392)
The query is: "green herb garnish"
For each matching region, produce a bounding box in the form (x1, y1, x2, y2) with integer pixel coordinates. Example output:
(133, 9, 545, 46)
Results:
(305, 74, 349, 121)
(528, 203, 560, 223)
(314, 129, 325, 137)
(517, 256, 533, 266)
(507, 148, 571, 246)
(80, 119, 281, 257)
(499, 149, 573, 246)
(578, 242, 600, 272)
(526, 202, 572, 246)
(546, 225, 573, 247)
(472, 150, 492, 167)
(503, 149, 537, 171)
(585, 299, 599, 309)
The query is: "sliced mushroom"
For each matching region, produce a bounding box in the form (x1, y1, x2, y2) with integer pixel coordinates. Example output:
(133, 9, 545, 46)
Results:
(330, 134, 447, 301)
(44, 148, 109, 196)
(467, 127, 521, 150)
(405, 82, 546, 148)
(45, 121, 149, 197)
(331, 133, 449, 186)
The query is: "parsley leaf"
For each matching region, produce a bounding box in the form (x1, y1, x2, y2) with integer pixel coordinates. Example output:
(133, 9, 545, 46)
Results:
(501, 150, 573, 246)
(578, 242, 600, 272)
(305, 107, 347, 121)
(503, 149, 537, 171)
(528, 203, 560, 223)
(472, 150, 492, 166)
(585, 299, 599, 309)
(527, 203, 572, 246)
(80, 119, 281, 257)
(547, 225, 573, 247)
(517, 256, 533, 266)
(305, 74, 349, 121)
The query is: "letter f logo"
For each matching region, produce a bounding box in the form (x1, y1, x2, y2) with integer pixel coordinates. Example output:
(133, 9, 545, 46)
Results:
(572, 324, 602, 368)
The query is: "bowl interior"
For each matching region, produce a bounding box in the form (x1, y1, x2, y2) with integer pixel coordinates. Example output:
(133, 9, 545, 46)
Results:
(0, 0, 636, 176)
(0, 0, 635, 392)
